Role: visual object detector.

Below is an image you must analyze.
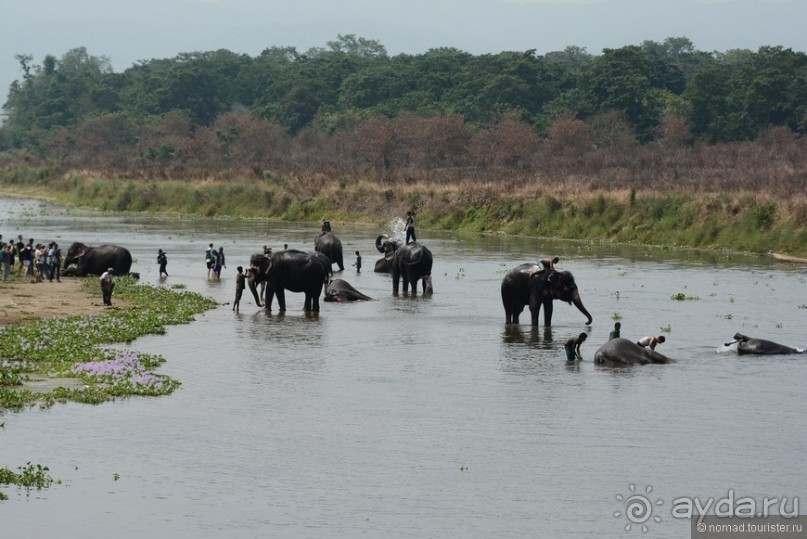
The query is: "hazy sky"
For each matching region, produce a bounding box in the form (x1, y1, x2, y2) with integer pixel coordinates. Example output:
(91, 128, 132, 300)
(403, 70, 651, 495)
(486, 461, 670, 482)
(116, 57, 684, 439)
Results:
(2, 0, 806, 106)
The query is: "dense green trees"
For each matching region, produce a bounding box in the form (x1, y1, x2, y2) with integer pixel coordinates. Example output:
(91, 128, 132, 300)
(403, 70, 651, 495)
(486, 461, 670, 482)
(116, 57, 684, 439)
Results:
(1, 35, 805, 155)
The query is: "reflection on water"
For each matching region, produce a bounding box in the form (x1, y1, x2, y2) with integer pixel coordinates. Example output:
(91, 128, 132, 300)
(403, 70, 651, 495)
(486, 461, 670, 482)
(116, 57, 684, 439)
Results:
(1, 198, 805, 539)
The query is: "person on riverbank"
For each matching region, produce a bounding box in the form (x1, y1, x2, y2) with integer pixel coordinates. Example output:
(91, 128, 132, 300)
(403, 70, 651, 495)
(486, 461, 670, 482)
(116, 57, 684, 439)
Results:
(158, 249, 168, 278)
(609, 322, 621, 340)
(405, 211, 416, 244)
(0, 242, 10, 281)
(637, 335, 665, 350)
(100, 268, 115, 306)
(564, 332, 587, 362)
(49, 243, 61, 282)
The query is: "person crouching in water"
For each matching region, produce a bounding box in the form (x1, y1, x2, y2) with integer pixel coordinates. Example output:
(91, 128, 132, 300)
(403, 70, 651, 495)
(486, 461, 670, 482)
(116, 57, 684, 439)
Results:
(564, 332, 587, 362)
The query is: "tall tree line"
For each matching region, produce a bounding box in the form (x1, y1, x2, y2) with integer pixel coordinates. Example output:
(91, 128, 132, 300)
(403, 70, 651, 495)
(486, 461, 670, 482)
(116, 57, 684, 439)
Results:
(1, 35, 806, 154)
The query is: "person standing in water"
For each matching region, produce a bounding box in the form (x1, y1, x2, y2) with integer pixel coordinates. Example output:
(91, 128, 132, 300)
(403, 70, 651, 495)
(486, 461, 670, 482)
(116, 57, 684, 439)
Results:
(405, 211, 416, 244)
(157, 249, 168, 278)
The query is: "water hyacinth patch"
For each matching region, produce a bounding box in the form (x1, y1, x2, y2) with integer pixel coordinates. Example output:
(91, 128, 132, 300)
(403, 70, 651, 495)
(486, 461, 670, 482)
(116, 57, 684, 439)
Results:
(0, 276, 216, 410)
(73, 351, 179, 396)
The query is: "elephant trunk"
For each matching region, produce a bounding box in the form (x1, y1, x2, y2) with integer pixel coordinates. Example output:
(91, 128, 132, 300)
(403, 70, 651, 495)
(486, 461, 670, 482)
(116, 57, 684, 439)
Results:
(376, 234, 388, 253)
(247, 270, 263, 307)
(572, 290, 593, 325)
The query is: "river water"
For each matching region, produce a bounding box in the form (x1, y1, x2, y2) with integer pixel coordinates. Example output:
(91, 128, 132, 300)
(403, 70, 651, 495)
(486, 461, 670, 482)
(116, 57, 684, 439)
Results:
(1, 198, 805, 539)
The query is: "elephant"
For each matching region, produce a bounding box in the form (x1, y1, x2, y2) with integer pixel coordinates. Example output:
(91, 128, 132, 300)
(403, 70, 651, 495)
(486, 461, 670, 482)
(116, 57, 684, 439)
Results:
(374, 234, 402, 273)
(594, 338, 675, 366)
(725, 333, 804, 355)
(392, 242, 433, 295)
(324, 278, 373, 302)
(62, 242, 133, 276)
(314, 231, 344, 271)
(247, 250, 331, 312)
(500, 263, 593, 326)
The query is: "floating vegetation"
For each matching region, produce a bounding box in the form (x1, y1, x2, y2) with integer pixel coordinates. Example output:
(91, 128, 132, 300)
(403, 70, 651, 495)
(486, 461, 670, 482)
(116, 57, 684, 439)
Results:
(612, 313, 623, 321)
(0, 277, 216, 410)
(0, 462, 55, 500)
(671, 292, 700, 301)
(660, 324, 672, 333)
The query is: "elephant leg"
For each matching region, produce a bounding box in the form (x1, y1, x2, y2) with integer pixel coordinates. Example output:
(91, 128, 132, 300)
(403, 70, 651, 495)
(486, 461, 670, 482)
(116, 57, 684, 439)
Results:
(276, 289, 287, 312)
(303, 294, 312, 312)
(311, 294, 320, 312)
(543, 301, 554, 326)
(529, 304, 541, 326)
(392, 273, 401, 294)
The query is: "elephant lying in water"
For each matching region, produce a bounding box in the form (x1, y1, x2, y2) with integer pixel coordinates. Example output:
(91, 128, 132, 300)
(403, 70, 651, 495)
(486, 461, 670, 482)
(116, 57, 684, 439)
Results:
(594, 338, 675, 366)
(324, 279, 373, 302)
(723, 333, 805, 355)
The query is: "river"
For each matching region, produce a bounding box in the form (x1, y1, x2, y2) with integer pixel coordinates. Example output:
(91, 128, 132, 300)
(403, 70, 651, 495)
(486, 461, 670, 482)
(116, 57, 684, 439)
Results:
(0, 198, 805, 539)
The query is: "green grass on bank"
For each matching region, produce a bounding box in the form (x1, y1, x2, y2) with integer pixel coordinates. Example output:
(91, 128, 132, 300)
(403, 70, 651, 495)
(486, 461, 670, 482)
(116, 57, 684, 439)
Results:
(1, 165, 805, 257)
(0, 277, 217, 411)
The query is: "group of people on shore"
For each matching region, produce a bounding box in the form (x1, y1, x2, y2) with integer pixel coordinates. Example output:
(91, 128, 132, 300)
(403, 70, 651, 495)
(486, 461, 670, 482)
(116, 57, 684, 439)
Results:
(0, 234, 63, 283)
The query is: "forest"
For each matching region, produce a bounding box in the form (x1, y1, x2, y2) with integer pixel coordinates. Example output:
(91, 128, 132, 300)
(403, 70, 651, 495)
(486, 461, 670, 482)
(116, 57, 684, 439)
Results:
(0, 35, 805, 254)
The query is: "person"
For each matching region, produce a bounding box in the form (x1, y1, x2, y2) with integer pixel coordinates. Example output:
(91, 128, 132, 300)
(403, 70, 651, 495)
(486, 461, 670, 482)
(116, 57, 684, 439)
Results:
(405, 211, 416, 244)
(205, 243, 215, 279)
(564, 332, 587, 361)
(262, 245, 272, 256)
(233, 266, 245, 312)
(50, 243, 61, 282)
(353, 251, 362, 273)
(0, 242, 8, 282)
(214, 247, 225, 279)
(158, 249, 168, 277)
(15, 235, 25, 275)
(540, 256, 559, 271)
(540, 256, 559, 283)
(637, 335, 665, 350)
(100, 268, 115, 306)
(321, 219, 332, 233)
(609, 322, 621, 340)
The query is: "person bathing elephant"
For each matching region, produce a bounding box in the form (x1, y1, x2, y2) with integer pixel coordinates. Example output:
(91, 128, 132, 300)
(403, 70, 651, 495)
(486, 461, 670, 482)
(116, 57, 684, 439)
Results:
(62, 242, 133, 276)
(374, 234, 402, 273)
(723, 333, 805, 355)
(500, 263, 592, 326)
(324, 278, 373, 302)
(314, 231, 344, 272)
(247, 250, 331, 312)
(392, 242, 433, 295)
(594, 338, 675, 366)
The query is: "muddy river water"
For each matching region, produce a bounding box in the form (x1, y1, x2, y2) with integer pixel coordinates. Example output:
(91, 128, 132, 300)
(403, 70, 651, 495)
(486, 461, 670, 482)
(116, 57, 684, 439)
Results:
(1, 198, 805, 538)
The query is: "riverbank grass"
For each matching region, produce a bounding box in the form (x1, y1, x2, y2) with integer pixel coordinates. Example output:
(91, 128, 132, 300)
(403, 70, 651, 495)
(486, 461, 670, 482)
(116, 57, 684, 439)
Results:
(0, 277, 217, 410)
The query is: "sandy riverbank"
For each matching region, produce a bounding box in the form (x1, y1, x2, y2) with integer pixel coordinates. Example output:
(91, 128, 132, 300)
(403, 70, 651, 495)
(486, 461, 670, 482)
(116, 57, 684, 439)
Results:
(0, 276, 130, 326)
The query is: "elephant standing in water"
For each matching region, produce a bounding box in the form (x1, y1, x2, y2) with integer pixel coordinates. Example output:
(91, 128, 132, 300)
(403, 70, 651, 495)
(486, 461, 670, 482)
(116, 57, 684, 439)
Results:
(247, 250, 331, 312)
(726, 333, 804, 355)
(63, 242, 133, 276)
(314, 231, 344, 272)
(594, 338, 675, 366)
(392, 242, 433, 295)
(374, 234, 401, 273)
(500, 263, 592, 326)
